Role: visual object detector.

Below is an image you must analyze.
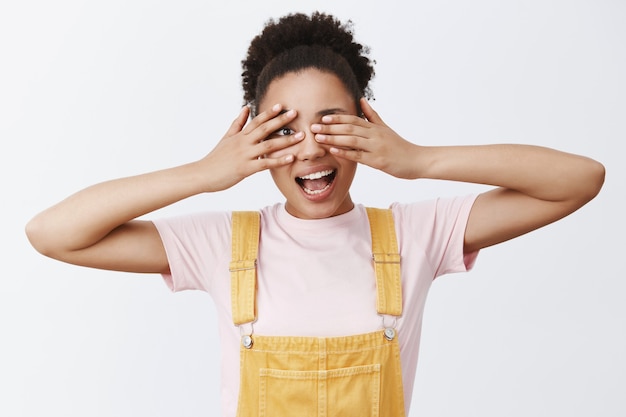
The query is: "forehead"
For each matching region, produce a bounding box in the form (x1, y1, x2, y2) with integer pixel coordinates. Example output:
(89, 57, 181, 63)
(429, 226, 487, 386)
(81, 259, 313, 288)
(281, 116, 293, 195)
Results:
(258, 69, 357, 115)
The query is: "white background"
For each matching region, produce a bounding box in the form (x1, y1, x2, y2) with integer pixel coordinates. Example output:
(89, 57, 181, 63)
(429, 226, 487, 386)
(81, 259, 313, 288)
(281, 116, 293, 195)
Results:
(2, 0, 624, 416)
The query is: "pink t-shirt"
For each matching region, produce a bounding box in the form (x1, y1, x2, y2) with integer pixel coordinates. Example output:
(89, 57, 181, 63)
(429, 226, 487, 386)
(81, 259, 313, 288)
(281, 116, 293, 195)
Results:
(153, 196, 478, 416)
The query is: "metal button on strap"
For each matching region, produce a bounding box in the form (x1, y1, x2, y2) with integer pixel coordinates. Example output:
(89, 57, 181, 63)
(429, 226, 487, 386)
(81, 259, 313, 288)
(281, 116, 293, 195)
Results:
(384, 327, 396, 341)
(242, 335, 253, 349)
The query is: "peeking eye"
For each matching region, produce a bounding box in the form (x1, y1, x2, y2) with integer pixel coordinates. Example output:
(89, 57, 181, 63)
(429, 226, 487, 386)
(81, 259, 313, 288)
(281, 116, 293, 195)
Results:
(274, 127, 295, 137)
(264, 127, 296, 141)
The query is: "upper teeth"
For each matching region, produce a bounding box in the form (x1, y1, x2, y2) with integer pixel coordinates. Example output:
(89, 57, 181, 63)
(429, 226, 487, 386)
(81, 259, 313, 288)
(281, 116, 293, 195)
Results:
(299, 170, 333, 180)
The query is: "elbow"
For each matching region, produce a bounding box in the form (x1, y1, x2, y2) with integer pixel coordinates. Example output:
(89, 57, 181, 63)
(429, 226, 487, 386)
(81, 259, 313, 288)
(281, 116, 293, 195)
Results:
(583, 159, 606, 202)
(25, 215, 57, 259)
(572, 158, 605, 207)
(25, 216, 46, 255)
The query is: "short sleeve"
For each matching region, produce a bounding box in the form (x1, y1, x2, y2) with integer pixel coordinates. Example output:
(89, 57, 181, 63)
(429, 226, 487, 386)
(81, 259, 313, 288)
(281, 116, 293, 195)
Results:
(391, 194, 479, 279)
(152, 211, 232, 293)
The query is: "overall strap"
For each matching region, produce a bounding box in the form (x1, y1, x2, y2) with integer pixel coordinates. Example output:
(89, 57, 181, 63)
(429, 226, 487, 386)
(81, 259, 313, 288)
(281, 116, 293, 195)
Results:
(229, 211, 260, 326)
(365, 207, 403, 317)
(229, 208, 402, 326)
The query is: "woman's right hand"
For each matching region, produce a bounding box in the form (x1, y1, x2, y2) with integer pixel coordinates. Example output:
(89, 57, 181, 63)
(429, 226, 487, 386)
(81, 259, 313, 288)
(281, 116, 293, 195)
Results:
(25, 104, 302, 273)
(198, 104, 303, 192)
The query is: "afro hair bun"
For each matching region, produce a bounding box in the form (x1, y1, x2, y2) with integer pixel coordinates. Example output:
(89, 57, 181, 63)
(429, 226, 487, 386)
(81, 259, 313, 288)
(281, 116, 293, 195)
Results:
(241, 12, 375, 105)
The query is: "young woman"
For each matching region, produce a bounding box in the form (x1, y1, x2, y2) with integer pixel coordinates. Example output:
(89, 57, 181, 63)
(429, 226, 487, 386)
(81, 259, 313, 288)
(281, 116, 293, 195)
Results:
(26, 12, 604, 417)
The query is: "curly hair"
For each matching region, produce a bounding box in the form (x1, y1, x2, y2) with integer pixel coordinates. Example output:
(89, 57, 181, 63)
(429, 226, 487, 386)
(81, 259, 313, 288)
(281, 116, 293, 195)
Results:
(241, 12, 375, 114)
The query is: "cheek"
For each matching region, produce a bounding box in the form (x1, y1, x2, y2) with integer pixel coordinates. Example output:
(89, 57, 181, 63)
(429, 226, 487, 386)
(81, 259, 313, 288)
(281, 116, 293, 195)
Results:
(342, 160, 358, 174)
(340, 161, 358, 184)
(269, 165, 292, 188)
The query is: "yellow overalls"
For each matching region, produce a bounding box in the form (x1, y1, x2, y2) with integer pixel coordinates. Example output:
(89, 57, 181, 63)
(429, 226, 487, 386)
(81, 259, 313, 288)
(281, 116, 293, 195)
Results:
(229, 208, 406, 417)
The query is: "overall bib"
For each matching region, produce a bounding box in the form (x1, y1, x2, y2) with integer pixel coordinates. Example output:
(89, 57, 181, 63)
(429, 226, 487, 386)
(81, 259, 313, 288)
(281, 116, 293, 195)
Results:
(230, 208, 406, 417)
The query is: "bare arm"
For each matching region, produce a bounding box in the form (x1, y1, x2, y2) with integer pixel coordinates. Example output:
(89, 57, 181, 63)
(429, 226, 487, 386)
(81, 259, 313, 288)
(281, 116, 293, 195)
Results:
(26, 105, 303, 273)
(312, 98, 605, 253)
(26, 163, 211, 273)
(404, 144, 605, 253)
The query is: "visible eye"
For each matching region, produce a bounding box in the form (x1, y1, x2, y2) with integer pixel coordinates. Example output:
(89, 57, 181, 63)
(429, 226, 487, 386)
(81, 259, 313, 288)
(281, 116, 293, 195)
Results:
(264, 127, 296, 142)
(274, 127, 295, 137)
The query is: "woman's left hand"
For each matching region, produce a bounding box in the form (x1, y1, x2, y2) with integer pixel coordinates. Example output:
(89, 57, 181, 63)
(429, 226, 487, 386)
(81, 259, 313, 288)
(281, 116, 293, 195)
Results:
(312, 98, 420, 179)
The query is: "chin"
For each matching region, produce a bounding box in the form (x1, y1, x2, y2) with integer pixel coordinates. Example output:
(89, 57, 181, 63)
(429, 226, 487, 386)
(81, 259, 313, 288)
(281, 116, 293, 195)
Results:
(286, 199, 354, 220)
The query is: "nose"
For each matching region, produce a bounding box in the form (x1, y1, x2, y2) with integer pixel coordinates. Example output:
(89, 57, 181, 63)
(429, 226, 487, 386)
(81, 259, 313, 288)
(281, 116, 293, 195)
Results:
(296, 129, 326, 161)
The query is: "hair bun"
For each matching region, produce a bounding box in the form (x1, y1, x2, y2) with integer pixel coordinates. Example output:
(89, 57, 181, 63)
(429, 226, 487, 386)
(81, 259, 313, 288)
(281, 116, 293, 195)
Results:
(241, 12, 375, 106)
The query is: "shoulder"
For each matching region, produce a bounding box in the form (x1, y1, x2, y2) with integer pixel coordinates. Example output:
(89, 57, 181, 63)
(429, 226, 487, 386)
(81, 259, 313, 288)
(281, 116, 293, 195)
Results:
(390, 194, 478, 225)
(388, 195, 478, 253)
(153, 210, 232, 231)
(152, 210, 235, 252)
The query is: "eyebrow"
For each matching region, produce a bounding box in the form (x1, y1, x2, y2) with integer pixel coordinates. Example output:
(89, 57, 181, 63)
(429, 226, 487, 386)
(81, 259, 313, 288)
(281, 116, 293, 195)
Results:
(317, 108, 349, 117)
(278, 108, 349, 116)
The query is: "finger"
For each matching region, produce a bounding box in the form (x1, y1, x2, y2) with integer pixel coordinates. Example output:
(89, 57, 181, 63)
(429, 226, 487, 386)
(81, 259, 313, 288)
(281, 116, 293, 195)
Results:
(315, 132, 365, 151)
(254, 153, 295, 170)
(313, 119, 370, 151)
(312, 122, 368, 138)
(250, 109, 299, 142)
(329, 147, 367, 162)
(360, 98, 386, 126)
(243, 103, 295, 135)
(255, 131, 304, 156)
(318, 113, 370, 127)
(225, 106, 250, 136)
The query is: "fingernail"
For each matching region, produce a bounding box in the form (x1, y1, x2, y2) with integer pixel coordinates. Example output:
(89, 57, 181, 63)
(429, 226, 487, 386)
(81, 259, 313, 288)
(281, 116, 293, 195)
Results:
(286, 109, 296, 117)
(285, 155, 294, 162)
(315, 134, 327, 141)
(294, 131, 304, 140)
(311, 124, 321, 132)
(322, 115, 332, 123)
(272, 104, 281, 112)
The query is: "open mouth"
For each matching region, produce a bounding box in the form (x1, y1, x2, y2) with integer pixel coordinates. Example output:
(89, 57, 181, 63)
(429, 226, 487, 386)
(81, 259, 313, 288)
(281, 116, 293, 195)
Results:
(295, 169, 337, 195)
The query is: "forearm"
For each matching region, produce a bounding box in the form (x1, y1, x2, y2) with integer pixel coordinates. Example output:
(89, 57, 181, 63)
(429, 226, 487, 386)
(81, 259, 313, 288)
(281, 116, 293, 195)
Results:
(411, 144, 605, 204)
(316, 102, 605, 252)
(26, 106, 303, 264)
(26, 160, 207, 256)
